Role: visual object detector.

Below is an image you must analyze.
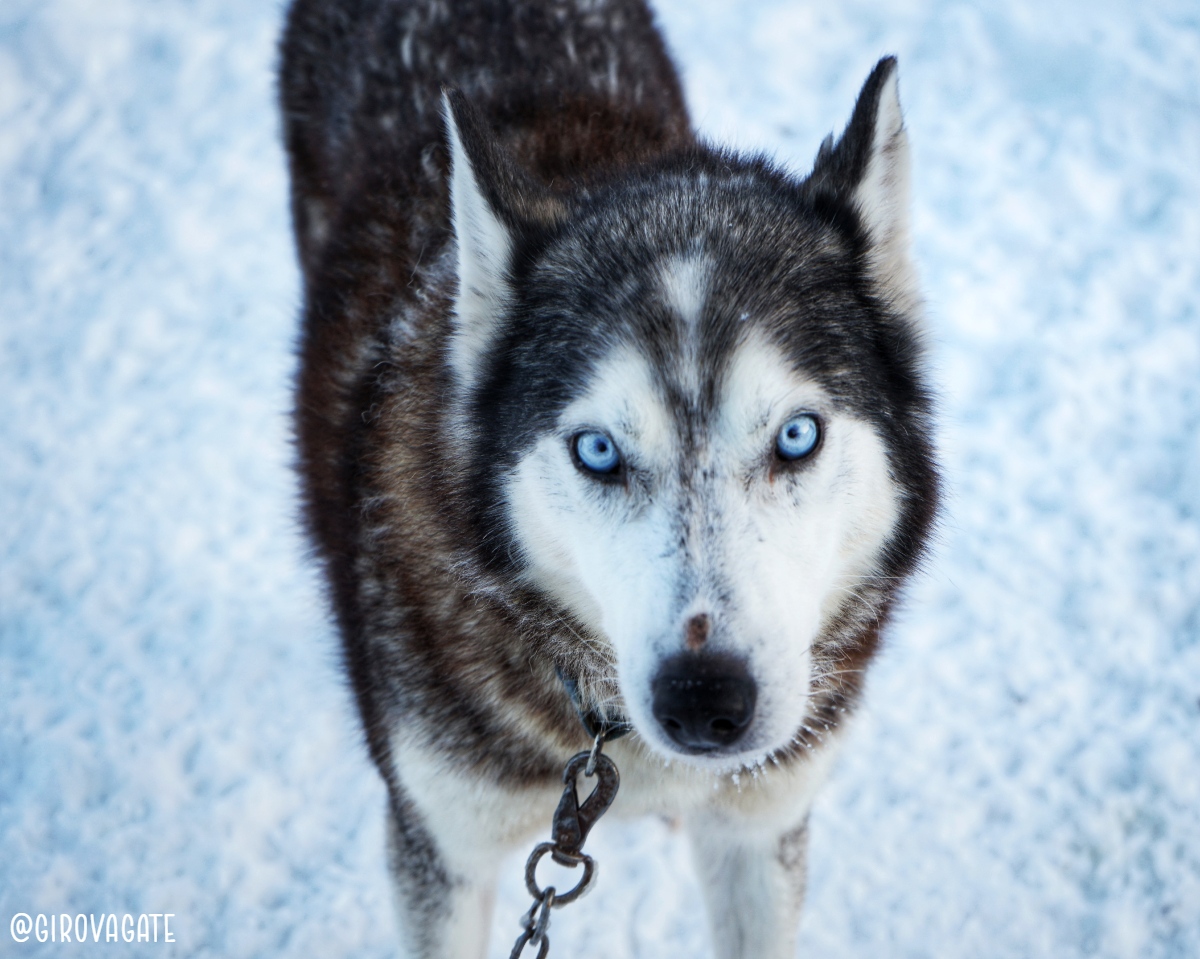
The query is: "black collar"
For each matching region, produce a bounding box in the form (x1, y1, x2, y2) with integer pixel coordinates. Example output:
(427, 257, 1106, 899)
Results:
(556, 667, 632, 742)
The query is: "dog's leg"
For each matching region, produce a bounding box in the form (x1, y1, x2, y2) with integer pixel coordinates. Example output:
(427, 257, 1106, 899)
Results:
(386, 791, 496, 959)
(687, 813, 810, 959)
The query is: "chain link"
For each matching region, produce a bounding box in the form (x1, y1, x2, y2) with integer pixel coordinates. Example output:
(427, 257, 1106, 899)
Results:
(508, 735, 620, 958)
(508, 887, 555, 959)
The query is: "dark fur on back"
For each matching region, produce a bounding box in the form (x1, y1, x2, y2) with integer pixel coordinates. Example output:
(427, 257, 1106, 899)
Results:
(280, 0, 936, 798)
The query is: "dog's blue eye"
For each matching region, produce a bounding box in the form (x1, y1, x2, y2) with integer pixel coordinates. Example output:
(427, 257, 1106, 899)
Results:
(574, 430, 621, 474)
(775, 415, 820, 461)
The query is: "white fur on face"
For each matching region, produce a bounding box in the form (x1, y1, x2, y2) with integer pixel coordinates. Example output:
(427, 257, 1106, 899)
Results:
(506, 333, 900, 772)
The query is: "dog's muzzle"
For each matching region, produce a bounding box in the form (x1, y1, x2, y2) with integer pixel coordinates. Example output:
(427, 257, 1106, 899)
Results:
(650, 652, 757, 753)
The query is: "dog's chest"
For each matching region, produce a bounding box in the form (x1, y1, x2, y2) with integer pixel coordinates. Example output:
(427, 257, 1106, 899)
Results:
(391, 727, 844, 877)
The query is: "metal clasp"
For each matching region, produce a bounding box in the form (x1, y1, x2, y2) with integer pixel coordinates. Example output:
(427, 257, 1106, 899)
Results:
(550, 744, 620, 864)
(508, 734, 621, 958)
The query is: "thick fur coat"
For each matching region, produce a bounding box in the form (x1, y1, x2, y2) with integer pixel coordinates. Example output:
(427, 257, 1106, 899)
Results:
(280, 1, 938, 956)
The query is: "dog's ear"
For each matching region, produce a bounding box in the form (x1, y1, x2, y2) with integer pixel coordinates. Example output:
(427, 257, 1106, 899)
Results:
(443, 90, 564, 393)
(808, 57, 920, 316)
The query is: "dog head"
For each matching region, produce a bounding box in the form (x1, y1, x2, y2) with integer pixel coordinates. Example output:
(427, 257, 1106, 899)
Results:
(444, 58, 937, 771)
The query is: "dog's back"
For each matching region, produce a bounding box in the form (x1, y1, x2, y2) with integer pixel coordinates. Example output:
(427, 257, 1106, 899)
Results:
(281, 0, 690, 274)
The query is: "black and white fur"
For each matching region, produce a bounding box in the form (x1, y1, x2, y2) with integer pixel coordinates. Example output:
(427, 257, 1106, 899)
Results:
(280, 1, 938, 956)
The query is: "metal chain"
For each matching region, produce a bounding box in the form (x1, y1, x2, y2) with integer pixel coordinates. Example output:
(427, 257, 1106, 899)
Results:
(508, 887, 555, 959)
(508, 734, 619, 959)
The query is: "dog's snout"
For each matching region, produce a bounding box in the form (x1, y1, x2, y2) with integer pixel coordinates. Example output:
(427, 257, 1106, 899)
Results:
(651, 652, 757, 753)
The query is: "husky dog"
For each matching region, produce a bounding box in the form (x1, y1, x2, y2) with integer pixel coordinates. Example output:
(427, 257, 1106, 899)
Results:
(280, 0, 937, 956)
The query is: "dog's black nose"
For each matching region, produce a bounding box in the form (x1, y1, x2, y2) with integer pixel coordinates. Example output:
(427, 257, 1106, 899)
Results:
(651, 652, 757, 752)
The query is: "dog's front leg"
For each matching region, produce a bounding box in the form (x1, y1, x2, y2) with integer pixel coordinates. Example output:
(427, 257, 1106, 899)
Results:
(385, 789, 496, 959)
(687, 812, 810, 959)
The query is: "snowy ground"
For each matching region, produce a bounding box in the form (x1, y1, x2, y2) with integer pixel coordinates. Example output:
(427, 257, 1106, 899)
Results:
(1, 0, 1198, 956)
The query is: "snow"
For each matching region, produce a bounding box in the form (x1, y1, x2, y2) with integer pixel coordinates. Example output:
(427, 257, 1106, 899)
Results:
(1, 0, 1197, 956)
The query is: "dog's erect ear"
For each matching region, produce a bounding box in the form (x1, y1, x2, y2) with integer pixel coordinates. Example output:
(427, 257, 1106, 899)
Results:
(443, 91, 564, 393)
(808, 57, 920, 316)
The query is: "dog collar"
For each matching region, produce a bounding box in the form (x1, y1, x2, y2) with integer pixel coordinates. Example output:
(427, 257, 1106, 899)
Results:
(556, 667, 632, 742)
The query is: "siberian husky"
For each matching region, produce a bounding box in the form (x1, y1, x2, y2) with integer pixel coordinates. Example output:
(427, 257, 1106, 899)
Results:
(280, 0, 938, 956)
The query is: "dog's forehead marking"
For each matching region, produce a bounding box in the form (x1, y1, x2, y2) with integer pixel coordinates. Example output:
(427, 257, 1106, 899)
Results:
(657, 251, 712, 404)
(658, 251, 709, 330)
